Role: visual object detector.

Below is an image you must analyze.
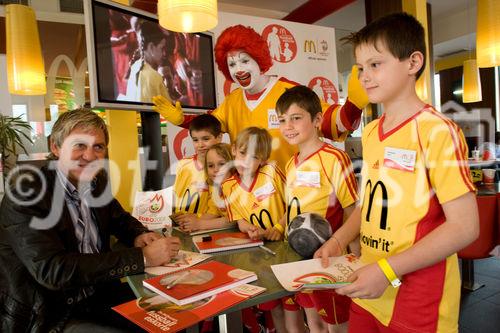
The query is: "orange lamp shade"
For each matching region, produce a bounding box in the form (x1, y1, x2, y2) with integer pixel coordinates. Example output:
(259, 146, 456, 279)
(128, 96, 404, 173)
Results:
(462, 59, 482, 103)
(476, 0, 500, 68)
(157, 0, 218, 33)
(6, 4, 46, 95)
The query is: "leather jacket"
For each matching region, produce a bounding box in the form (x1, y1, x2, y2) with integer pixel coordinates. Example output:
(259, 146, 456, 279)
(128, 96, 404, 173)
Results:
(0, 166, 148, 332)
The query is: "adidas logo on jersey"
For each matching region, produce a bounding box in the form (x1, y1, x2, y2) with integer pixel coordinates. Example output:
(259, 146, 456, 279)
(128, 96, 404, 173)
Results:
(372, 160, 379, 169)
(251, 202, 260, 210)
(318, 308, 327, 317)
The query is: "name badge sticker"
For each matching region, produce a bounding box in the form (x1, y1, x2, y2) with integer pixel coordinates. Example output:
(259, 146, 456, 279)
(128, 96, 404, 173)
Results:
(295, 171, 321, 188)
(383, 147, 417, 172)
(254, 182, 276, 201)
(268, 109, 280, 129)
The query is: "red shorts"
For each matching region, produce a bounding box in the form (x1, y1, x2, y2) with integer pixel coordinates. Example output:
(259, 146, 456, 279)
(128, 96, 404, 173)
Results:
(258, 296, 300, 311)
(296, 290, 350, 325)
(348, 302, 400, 333)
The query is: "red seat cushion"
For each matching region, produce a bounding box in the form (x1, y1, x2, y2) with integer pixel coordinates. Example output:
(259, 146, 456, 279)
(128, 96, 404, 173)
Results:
(458, 195, 496, 259)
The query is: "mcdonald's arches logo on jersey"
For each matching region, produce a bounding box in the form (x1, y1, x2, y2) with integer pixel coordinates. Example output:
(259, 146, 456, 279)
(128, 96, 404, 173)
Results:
(179, 189, 201, 214)
(364, 179, 388, 230)
(250, 209, 273, 230)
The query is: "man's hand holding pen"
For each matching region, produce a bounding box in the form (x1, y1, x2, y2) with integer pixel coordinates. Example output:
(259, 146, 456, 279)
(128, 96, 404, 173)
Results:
(142, 235, 181, 267)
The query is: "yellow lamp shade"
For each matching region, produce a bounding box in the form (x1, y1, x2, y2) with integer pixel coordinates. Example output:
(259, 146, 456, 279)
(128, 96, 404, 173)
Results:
(476, 0, 500, 68)
(158, 0, 218, 33)
(6, 4, 46, 95)
(462, 59, 482, 103)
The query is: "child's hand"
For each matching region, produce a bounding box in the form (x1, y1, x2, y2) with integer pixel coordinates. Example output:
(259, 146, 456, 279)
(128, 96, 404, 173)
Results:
(176, 213, 200, 232)
(247, 226, 266, 240)
(313, 236, 344, 268)
(335, 263, 389, 299)
(264, 227, 283, 241)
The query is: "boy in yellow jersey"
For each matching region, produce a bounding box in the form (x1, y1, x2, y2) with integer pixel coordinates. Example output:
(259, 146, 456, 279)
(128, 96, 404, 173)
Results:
(315, 13, 479, 333)
(221, 127, 305, 333)
(277, 85, 358, 333)
(172, 114, 222, 217)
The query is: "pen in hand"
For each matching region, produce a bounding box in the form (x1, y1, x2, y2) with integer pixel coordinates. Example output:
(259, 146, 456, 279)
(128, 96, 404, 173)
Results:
(162, 227, 170, 237)
(166, 271, 190, 289)
(259, 245, 276, 256)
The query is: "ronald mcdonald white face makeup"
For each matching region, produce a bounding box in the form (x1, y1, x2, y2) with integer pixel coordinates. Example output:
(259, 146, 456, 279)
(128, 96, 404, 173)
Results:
(226, 50, 262, 93)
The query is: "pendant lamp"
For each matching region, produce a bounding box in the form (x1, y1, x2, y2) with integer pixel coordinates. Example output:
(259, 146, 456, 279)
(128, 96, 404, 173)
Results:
(476, 0, 500, 68)
(463, 59, 482, 103)
(157, 0, 218, 33)
(6, 4, 46, 95)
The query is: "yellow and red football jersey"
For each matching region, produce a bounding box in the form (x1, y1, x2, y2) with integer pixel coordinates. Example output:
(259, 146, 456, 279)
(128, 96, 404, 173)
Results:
(285, 143, 358, 234)
(173, 155, 209, 215)
(221, 163, 286, 229)
(206, 184, 227, 217)
(356, 106, 475, 332)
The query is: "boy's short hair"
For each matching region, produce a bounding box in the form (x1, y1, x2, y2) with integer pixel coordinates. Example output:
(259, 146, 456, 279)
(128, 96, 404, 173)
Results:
(343, 12, 426, 79)
(234, 127, 272, 161)
(48, 109, 108, 159)
(276, 86, 322, 119)
(276, 85, 322, 119)
(189, 114, 222, 137)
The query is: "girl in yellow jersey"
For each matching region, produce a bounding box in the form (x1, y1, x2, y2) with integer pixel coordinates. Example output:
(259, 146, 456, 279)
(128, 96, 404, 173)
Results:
(176, 143, 235, 232)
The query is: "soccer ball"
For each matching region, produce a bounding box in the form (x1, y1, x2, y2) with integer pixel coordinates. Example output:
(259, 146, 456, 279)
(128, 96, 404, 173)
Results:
(288, 213, 332, 258)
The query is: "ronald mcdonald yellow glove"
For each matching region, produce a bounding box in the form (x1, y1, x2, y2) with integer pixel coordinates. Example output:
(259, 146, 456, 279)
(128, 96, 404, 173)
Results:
(152, 95, 184, 126)
(347, 65, 369, 110)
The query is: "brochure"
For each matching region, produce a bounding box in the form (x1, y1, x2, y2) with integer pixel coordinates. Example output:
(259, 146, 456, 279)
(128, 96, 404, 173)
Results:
(113, 284, 266, 332)
(271, 254, 364, 291)
(144, 250, 212, 276)
(193, 232, 263, 254)
(143, 261, 257, 305)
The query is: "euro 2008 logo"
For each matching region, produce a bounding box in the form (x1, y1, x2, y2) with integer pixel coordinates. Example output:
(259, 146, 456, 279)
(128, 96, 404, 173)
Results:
(261, 24, 297, 63)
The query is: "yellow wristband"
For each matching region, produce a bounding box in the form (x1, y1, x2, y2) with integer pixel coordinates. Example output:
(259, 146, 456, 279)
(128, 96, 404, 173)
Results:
(273, 224, 284, 234)
(377, 258, 401, 288)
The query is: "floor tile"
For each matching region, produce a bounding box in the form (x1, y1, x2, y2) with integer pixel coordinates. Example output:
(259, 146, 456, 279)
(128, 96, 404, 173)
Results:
(459, 300, 500, 332)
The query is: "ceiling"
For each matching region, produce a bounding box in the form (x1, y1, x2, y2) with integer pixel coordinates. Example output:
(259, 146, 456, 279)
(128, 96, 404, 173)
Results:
(131, 0, 476, 59)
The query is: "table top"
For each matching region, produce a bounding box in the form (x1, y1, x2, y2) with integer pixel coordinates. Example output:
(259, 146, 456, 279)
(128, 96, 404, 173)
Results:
(127, 229, 303, 313)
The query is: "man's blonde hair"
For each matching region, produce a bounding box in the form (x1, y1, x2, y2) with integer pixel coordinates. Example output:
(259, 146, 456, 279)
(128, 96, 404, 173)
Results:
(48, 109, 108, 159)
(234, 127, 272, 161)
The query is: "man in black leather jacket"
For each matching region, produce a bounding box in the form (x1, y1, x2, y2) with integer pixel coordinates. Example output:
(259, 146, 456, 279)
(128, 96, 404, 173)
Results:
(0, 109, 180, 332)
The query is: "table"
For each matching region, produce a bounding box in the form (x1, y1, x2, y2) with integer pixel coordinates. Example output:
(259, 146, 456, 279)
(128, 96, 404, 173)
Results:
(127, 229, 302, 332)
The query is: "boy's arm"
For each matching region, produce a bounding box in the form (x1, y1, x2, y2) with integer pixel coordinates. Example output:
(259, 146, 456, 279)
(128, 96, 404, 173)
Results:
(336, 192, 479, 299)
(198, 214, 234, 230)
(314, 205, 361, 267)
(343, 204, 361, 256)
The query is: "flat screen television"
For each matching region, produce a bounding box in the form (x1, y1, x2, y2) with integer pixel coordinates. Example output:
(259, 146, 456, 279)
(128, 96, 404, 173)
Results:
(83, 0, 217, 113)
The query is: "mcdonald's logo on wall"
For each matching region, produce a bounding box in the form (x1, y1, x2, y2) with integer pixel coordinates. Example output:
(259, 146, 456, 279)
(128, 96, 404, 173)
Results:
(304, 40, 317, 53)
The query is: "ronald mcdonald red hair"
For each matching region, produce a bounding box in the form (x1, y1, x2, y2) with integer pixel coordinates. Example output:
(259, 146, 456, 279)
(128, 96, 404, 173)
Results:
(215, 25, 273, 82)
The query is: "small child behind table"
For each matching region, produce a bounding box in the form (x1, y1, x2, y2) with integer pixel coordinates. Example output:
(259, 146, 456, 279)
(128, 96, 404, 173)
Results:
(172, 114, 222, 220)
(221, 126, 305, 333)
(277, 85, 358, 333)
(176, 143, 235, 232)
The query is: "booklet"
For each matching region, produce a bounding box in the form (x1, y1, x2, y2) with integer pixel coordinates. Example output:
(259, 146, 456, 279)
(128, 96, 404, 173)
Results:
(271, 254, 364, 291)
(143, 261, 258, 305)
(144, 250, 212, 276)
(193, 232, 263, 254)
(173, 225, 235, 236)
(113, 284, 266, 332)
